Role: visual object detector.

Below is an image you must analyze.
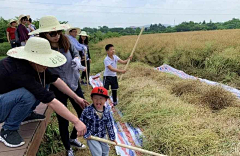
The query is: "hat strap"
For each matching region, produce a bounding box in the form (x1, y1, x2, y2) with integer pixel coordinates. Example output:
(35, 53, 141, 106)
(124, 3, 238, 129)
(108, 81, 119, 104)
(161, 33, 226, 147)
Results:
(36, 64, 45, 88)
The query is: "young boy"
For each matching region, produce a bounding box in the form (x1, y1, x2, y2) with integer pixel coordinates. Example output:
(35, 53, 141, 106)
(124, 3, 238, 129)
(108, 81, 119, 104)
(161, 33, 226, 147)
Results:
(103, 44, 131, 106)
(80, 87, 117, 156)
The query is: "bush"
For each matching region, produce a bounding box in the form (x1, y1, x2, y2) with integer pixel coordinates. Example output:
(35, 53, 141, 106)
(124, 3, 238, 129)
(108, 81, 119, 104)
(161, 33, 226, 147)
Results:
(0, 42, 11, 56)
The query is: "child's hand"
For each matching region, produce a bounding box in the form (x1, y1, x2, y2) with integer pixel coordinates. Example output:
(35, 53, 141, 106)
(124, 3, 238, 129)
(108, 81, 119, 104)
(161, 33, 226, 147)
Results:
(87, 136, 91, 140)
(113, 140, 118, 145)
(128, 56, 133, 60)
(121, 70, 126, 74)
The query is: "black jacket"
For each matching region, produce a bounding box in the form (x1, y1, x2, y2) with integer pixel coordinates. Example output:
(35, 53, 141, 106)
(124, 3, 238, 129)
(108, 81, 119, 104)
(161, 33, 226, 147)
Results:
(0, 57, 58, 103)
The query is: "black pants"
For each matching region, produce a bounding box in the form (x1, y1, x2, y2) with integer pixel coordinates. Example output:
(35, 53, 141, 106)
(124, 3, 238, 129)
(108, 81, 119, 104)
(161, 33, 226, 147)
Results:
(10, 40, 18, 48)
(81, 60, 90, 81)
(50, 84, 85, 150)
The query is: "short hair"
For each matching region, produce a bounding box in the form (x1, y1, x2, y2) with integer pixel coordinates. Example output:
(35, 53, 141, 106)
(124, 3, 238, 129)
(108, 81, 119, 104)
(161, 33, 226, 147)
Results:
(28, 18, 32, 23)
(105, 44, 114, 51)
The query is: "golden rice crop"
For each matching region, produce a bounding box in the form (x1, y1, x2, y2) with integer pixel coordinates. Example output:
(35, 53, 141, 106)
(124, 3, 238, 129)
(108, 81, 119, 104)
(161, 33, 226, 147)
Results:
(117, 62, 240, 156)
(96, 29, 240, 88)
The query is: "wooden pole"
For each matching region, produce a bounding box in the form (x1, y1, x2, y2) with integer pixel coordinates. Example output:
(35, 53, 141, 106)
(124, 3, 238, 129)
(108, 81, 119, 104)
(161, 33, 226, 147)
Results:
(90, 136, 166, 156)
(84, 49, 89, 90)
(119, 27, 144, 81)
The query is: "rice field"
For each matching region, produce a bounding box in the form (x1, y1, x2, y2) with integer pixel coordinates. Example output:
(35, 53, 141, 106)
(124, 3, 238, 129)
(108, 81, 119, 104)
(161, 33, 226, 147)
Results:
(117, 62, 240, 156)
(96, 29, 240, 88)
(40, 30, 240, 156)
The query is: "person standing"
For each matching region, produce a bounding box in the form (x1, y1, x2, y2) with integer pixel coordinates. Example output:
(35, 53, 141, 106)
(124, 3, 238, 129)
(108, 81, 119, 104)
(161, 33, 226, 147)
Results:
(79, 31, 91, 85)
(27, 18, 36, 38)
(17, 14, 30, 46)
(30, 16, 87, 156)
(6, 19, 17, 48)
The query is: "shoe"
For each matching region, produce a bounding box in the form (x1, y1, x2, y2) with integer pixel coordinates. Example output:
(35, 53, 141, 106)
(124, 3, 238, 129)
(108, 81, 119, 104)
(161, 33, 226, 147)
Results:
(21, 112, 45, 125)
(113, 101, 118, 106)
(0, 129, 25, 148)
(66, 148, 74, 156)
(70, 138, 86, 149)
(81, 81, 87, 85)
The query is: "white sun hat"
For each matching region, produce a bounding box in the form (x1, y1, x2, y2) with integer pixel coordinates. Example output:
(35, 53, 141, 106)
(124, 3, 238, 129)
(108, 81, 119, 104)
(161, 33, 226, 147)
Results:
(7, 37, 67, 67)
(9, 19, 17, 25)
(29, 16, 69, 35)
(65, 25, 81, 35)
(18, 14, 30, 24)
(78, 31, 89, 37)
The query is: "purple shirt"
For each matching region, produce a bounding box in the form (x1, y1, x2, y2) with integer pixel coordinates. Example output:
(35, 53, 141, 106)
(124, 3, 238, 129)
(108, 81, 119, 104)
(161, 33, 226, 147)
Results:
(18, 24, 29, 42)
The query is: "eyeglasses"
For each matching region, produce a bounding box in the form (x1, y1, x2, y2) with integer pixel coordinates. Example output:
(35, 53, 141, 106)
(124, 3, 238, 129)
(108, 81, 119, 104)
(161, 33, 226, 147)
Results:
(46, 30, 62, 37)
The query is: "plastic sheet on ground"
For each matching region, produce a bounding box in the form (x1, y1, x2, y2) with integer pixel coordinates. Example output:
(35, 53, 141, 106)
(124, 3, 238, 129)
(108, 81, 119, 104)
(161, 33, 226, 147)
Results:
(156, 64, 240, 98)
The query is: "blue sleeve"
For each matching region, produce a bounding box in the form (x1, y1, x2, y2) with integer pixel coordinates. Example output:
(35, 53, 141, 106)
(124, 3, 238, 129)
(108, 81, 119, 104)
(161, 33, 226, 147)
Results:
(106, 113, 116, 141)
(80, 109, 92, 139)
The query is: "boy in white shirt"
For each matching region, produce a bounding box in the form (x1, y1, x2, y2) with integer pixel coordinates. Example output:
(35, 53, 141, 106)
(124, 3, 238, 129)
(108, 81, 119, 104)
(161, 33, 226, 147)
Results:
(103, 44, 131, 106)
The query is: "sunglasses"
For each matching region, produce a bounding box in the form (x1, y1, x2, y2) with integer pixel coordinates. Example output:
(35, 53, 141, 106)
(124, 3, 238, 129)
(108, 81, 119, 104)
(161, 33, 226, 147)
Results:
(46, 30, 62, 37)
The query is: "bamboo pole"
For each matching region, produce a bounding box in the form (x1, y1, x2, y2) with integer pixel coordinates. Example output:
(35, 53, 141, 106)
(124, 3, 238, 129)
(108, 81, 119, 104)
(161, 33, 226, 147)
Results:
(119, 27, 144, 81)
(84, 49, 89, 90)
(90, 136, 166, 156)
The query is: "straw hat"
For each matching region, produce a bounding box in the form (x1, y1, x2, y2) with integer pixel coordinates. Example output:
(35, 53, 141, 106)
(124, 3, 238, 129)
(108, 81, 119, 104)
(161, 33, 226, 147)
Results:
(9, 19, 17, 25)
(7, 37, 67, 67)
(65, 26, 81, 35)
(18, 14, 30, 24)
(29, 16, 69, 35)
(79, 31, 89, 37)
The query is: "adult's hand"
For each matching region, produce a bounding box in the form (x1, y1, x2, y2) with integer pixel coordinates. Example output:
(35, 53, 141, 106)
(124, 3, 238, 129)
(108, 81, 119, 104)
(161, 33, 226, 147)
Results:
(74, 96, 89, 109)
(74, 120, 87, 136)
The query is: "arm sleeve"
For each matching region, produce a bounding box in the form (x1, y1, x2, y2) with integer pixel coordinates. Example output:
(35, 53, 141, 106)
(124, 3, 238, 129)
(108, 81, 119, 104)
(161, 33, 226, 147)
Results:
(80, 110, 92, 139)
(44, 69, 59, 84)
(104, 58, 111, 67)
(115, 55, 120, 62)
(69, 36, 85, 52)
(70, 43, 80, 58)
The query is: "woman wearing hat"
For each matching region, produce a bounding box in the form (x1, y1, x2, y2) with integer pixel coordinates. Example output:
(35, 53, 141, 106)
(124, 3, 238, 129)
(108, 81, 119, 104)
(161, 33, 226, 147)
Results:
(79, 31, 91, 85)
(6, 19, 17, 48)
(30, 16, 87, 156)
(17, 14, 30, 46)
(0, 37, 87, 149)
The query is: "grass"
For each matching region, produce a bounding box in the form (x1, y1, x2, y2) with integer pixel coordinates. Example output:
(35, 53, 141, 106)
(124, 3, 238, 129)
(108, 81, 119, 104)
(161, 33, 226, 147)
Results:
(117, 62, 240, 156)
(0, 56, 6, 60)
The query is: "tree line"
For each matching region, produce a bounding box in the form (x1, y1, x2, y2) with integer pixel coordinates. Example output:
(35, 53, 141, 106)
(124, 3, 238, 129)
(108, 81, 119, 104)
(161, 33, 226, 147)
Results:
(1, 17, 240, 43)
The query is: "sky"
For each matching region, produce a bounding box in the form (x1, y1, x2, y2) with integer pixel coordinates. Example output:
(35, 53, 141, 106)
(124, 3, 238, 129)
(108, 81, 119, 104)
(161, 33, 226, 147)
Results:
(1, 0, 240, 28)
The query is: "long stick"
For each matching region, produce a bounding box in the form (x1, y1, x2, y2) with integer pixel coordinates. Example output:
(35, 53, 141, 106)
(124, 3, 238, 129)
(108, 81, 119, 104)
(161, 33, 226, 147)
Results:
(84, 49, 89, 90)
(90, 136, 166, 156)
(119, 27, 144, 81)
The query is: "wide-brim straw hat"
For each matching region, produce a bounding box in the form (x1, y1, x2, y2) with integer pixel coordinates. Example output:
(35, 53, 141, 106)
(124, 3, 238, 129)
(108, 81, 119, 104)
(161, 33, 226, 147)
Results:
(18, 14, 30, 24)
(65, 26, 81, 35)
(9, 19, 17, 25)
(78, 31, 89, 37)
(7, 37, 67, 67)
(29, 16, 69, 35)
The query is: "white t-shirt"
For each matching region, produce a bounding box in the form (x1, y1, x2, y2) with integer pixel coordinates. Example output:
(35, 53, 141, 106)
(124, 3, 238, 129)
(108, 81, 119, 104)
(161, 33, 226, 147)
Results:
(104, 55, 120, 76)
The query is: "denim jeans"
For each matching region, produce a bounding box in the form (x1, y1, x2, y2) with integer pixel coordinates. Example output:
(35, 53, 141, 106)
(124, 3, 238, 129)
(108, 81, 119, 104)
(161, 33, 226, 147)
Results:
(0, 88, 39, 130)
(87, 137, 109, 156)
